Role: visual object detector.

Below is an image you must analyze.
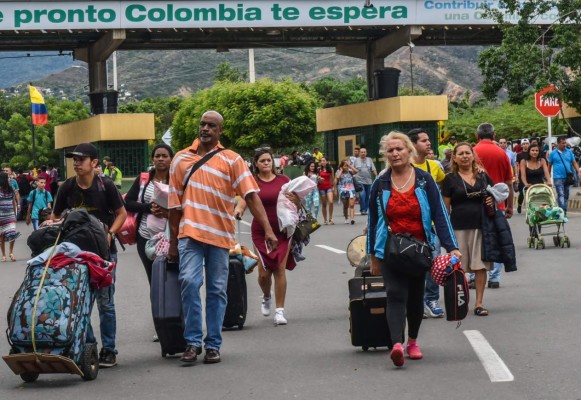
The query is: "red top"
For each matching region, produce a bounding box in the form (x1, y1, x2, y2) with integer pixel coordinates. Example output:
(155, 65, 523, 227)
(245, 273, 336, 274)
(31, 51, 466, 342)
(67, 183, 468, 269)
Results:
(473, 140, 513, 211)
(318, 169, 333, 191)
(386, 186, 425, 242)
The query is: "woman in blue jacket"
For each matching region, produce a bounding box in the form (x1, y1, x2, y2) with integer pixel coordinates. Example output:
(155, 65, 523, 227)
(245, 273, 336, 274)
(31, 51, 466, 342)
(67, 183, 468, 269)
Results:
(367, 131, 461, 368)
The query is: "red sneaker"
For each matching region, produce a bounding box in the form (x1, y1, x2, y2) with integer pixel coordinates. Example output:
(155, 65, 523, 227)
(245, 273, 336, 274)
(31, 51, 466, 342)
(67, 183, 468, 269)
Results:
(390, 343, 405, 367)
(406, 342, 423, 360)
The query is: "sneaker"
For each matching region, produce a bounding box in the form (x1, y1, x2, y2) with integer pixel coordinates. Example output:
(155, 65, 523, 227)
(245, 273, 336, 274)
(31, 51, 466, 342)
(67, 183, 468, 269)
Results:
(488, 281, 500, 289)
(517, 205, 522, 214)
(406, 342, 423, 360)
(390, 343, 405, 367)
(261, 295, 272, 316)
(274, 308, 287, 325)
(351, 220, 355, 225)
(344, 219, 349, 224)
(98, 349, 117, 368)
(152, 333, 159, 342)
(424, 300, 444, 318)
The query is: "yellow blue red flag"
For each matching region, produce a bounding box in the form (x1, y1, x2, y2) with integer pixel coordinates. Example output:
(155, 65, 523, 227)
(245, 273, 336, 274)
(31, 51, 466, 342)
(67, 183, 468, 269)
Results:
(29, 85, 48, 126)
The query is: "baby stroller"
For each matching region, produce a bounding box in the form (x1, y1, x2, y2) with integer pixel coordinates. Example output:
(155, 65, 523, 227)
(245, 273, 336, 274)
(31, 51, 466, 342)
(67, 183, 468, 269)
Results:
(525, 184, 570, 249)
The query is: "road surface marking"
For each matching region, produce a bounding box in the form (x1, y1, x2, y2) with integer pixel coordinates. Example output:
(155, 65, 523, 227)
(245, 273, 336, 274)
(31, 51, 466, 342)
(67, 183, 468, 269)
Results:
(315, 245, 346, 254)
(464, 330, 514, 382)
(239, 220, 251, 226)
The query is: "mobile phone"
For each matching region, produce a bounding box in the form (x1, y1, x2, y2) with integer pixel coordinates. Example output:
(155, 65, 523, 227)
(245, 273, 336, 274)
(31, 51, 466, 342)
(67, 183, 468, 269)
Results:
(265, 240, 273, 254)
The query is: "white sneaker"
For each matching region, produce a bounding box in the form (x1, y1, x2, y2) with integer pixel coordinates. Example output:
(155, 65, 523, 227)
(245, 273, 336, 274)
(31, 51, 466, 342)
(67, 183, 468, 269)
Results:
(274, 308, 287, 325)
(261, 295, 271, 316)
(344, 219, 349, 224)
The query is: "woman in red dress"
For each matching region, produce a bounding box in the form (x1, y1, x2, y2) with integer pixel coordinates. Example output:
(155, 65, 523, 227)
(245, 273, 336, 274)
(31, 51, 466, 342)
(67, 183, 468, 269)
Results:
(235, 148, 299, 325)
(317, 156, 335, 225)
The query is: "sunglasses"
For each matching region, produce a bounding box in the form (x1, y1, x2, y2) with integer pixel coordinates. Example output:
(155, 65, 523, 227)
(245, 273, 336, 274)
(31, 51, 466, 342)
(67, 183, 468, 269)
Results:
(254, 146, 271, 153)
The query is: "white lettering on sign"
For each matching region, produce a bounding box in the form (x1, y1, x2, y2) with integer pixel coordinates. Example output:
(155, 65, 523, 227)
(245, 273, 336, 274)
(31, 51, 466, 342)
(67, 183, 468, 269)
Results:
(541, 96, 560, 107)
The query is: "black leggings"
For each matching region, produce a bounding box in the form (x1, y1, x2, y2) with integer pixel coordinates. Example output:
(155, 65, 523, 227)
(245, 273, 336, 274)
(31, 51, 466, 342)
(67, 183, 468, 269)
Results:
(381, 263, 426, 345)
(136, 233, 153, 285)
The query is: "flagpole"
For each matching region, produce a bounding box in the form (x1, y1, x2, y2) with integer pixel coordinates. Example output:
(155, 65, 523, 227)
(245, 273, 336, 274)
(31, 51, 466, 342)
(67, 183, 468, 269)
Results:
(31, 123, 36, 167)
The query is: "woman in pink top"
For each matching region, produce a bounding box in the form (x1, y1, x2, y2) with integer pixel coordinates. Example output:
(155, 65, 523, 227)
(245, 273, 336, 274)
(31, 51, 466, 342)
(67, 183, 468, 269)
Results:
(317, 157, 335, 225)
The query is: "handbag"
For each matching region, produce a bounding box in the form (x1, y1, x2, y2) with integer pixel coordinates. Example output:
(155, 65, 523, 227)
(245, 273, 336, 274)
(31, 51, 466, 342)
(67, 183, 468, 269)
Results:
(353, 179, 363, 193)
(556, 151, 576, 185)
(145, 223, 170, 261)
(293, 204, 321, 242)
(379, 193, 433, 277)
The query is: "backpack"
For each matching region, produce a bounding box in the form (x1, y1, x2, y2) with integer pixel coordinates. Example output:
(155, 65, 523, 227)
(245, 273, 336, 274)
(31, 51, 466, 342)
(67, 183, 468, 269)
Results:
(60, 209, 110, 260)
(27, 224, 62, 257)
(17, 175, 32, 196)
(443, 263, 470, 322)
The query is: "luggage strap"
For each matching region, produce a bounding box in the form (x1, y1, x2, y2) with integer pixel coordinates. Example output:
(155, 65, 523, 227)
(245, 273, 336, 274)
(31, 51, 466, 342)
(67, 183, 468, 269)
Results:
(30, 228, 62, 361)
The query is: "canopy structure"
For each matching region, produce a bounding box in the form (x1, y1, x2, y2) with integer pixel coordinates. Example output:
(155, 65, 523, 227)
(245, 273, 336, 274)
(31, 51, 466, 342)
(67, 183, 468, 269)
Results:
(0, 1, 558, 98)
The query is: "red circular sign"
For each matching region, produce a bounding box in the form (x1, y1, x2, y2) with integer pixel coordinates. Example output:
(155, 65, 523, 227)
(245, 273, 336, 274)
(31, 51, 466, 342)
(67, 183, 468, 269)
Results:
(535, 85, 561, 117)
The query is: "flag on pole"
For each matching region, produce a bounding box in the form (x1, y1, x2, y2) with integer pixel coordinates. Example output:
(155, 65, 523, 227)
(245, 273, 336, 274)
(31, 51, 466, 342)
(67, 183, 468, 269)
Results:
(29, 85, 48, 126)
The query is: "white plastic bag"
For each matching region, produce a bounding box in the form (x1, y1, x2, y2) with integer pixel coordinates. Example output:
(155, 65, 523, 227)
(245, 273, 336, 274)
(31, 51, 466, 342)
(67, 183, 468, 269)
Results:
(152, 181, 169, 209)
(277, 176, 316, 238)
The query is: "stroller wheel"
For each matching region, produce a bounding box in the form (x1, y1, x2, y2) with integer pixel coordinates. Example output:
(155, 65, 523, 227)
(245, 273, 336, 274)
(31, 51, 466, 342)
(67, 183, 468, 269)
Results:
(565, 236, 571, 248)
(527, 237, 534, 248)
(553, 236, 559, 247)
(559, 236, 566, 248)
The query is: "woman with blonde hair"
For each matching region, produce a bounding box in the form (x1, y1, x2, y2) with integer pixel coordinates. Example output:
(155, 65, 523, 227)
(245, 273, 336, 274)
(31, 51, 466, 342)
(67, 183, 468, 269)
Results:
(442, 142, 495, 317)
(368, 131, 460, 368)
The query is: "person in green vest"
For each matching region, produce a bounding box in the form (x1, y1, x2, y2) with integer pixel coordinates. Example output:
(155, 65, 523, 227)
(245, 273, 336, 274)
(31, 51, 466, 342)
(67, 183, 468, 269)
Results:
(107, 161, 123, 189)
(438, 135, 457, 160)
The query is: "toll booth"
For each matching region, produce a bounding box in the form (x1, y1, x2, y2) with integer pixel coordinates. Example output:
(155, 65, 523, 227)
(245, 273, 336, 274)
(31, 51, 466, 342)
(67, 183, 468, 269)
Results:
(54, 113, 155, 178)
(316, 95, 448, 170)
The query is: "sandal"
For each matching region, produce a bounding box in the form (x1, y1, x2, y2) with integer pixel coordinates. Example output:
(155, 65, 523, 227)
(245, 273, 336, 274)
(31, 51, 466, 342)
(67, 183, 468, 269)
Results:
(1, 256, 5, 262)
(474, 306, 489, 316)
(9, 253, 15, 262)
(329, 220, 335, 225)
(324, 220, 328, 225)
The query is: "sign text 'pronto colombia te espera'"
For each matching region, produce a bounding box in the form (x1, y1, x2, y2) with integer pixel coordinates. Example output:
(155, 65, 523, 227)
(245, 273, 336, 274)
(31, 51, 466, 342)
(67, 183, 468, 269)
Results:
(0, 1, 562, 30)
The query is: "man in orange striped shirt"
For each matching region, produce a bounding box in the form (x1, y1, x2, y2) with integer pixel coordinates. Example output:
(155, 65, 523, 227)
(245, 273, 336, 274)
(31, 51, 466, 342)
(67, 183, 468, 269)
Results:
(168, 110, 277, 364)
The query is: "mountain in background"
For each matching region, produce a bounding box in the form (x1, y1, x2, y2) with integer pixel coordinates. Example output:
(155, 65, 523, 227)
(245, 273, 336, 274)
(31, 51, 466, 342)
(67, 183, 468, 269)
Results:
(1, 46, 489, 102)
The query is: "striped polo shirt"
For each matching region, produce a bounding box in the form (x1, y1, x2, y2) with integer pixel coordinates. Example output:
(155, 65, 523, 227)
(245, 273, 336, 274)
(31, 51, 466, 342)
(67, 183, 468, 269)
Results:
(169, 139, 258, 249)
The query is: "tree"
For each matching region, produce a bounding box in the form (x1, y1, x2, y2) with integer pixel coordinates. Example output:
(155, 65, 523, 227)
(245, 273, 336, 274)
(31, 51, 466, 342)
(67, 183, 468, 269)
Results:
(171, 79, 320, 153)
(214, 62, 248, 83)
(479, 1, 581, 112)
(119, 96, 183, 143)
(445, 94, 560, 141)
(310, 77, 367, 108)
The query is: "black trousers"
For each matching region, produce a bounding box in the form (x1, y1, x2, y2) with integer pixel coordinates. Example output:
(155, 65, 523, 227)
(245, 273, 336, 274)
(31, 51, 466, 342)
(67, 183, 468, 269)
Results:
(136, 233, 153, 285)
(381, 263, 426, 345)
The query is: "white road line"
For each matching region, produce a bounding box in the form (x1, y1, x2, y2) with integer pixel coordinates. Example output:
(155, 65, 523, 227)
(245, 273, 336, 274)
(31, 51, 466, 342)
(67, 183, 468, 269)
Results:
(464, 330, 515, 383)
(315, 245, 346, 254)
(239, 220, 251, 226)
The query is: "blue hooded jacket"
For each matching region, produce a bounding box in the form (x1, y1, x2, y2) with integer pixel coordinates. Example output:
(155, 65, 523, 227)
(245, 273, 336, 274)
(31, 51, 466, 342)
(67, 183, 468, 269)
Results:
(367, 167, 458, 259)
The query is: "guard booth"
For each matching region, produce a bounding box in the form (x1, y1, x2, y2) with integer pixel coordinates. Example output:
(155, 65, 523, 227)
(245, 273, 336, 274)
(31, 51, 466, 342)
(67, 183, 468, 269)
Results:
(54, 113, 155, 179)
(316, 95, 448, 170)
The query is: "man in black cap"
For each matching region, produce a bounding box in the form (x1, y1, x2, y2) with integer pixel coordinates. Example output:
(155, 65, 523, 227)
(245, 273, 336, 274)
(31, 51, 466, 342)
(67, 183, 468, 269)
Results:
(51, 142, 127, 368)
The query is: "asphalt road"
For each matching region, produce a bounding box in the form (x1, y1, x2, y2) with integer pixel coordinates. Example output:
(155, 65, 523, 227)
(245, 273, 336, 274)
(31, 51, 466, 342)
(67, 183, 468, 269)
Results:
(1, 207, 580, 400)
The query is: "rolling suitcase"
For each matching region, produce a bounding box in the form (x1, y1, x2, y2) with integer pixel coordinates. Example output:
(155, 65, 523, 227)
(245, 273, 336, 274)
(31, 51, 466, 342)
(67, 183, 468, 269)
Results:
(150, 256, 187, 357)
(4, 262, 98, 382)
(222, 257, 247, 330)
(348, 271, 404, 351)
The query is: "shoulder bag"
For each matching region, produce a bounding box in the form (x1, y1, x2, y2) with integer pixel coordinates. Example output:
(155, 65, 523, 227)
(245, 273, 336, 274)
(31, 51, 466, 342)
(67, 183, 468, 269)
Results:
(378, 191, 433, 277)
(293, 204, 321, 242)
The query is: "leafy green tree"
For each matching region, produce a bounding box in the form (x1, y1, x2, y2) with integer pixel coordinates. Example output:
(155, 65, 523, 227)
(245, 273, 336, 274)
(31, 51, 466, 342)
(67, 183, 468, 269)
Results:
(479, 1, 581, 112)
(445, 94, 561, 141)
(0, 93, 89, 169)
(171, 79, 320, 154)
(310, 77, 367, 108)
(214, 62, 248, 83)
(119, 96, 183, 143)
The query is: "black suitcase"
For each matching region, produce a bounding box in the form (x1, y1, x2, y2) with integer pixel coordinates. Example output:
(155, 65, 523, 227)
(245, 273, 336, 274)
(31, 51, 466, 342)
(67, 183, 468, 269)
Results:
(151, 256, 187, 357)
(349, 272, 404, 351)
(222, 257, 247, 330)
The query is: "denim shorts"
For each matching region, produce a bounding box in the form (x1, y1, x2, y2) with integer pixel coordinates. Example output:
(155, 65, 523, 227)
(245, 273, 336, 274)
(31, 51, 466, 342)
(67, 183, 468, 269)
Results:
(319, 189, 333, 195)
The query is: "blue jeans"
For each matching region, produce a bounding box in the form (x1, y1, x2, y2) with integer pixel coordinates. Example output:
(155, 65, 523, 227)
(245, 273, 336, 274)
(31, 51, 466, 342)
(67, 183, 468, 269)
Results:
(178, 238, 229, 351)
(86, 252, 117, 353)
(359, 184, 372, 213)
(31, 219, 39, 231)
(554, 178, 570, 212)
(488, 262, 502, 283)
(425, 235, 441, 303)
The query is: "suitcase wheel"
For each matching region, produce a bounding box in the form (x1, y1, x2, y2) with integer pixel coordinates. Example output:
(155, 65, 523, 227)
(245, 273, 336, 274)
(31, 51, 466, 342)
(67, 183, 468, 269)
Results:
(161, 352, 167, 358)
(80, 343, 99, 381)
(237, 324, 244, 330)
(20, 372, 39, 383)
(362, 346, 369, 352)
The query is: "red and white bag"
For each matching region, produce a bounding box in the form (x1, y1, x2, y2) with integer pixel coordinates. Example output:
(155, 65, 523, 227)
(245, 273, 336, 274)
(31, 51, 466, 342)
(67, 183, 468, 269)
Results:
(118, 172, 150, 245)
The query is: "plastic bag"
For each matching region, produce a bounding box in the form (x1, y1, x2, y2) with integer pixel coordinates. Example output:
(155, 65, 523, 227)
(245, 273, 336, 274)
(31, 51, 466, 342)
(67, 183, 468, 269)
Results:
(276, 176, 316, 238)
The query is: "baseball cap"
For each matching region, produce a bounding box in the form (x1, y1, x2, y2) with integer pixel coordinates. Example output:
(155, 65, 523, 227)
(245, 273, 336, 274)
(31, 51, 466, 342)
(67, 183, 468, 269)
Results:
(65, 142, 98, 159)
(521, 139, 530, 144)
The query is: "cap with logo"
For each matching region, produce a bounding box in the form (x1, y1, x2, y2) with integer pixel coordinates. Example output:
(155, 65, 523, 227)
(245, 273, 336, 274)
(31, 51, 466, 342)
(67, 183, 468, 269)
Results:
(520, 139, 530, 145)
(65, 142, 98, 159)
